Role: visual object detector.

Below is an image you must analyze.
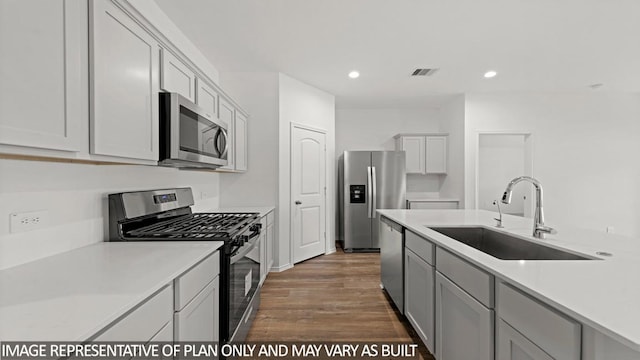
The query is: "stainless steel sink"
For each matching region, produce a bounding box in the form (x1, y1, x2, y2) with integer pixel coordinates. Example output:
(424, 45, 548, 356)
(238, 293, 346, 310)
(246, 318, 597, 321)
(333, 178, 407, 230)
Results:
(428, 227, 596, 260)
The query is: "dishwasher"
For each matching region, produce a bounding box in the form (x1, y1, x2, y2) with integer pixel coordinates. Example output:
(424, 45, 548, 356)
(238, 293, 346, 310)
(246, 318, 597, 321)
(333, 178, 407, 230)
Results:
(379, 215, 404, 313)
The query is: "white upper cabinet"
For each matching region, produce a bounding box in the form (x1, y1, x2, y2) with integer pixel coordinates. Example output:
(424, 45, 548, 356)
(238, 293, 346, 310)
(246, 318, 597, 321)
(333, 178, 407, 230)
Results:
(196, 79, 218, 120)
(425, 136, 447, 173)
(395, 134, 448, 174)
(218, 97, 236, 170)
(90, 0, 159, 161)
(160, 48, 196, 102)
(400, 136, 425, 174)
(234, 112, 248, 172)
(0, 0, 84, 152)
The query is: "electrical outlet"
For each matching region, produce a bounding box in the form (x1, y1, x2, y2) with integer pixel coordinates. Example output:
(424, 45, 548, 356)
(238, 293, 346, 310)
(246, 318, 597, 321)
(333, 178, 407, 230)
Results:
(606, 226, 615, 234)
(10, 210, 49, 233)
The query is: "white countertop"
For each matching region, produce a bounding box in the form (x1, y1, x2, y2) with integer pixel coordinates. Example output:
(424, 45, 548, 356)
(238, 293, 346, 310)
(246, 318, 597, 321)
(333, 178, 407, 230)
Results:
(377, 209, 640, 351)
(207, 206, 275, 218)
(406, 197, 460, 202)
(0, 241, 223, 341)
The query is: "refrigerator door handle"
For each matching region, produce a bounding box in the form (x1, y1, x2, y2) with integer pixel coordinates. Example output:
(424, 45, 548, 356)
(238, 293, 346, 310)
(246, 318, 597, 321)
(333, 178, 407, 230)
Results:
(367, 166, 373, 218)
(371, 166, 377, 218)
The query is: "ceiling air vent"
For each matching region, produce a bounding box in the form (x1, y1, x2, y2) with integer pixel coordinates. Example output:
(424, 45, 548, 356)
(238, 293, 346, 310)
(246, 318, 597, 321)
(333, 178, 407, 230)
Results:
(411, 68, 439, 76)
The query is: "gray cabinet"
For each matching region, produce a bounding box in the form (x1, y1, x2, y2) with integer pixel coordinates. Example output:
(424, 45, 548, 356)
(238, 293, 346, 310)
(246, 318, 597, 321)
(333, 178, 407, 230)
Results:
(0, 0, 84, 152)
(196, 79, 219, 120)
(498, 319, 553, 360)
(90, 0, 159, 161)
(435, 272, 494, 360)
(234, 112, 248, 172)
(405, 248, 435, 353)
(497, 282, 581, 360)
(218, 97, 236, 170)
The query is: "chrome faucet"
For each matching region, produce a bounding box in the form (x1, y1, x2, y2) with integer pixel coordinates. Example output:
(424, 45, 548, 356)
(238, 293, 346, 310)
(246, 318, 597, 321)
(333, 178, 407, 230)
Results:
(501, 176, 556, 239)
(492, 200, 503, 228)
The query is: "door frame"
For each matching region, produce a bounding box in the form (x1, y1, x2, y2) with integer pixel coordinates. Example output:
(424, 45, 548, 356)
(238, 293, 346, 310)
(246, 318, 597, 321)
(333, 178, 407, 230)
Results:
(289, 122, 328, 263)
(475, 131, 535, 218)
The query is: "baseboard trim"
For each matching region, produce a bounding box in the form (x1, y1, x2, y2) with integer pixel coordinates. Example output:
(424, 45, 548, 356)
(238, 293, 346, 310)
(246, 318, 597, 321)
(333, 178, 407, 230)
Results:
(325, 247, 337, 255)
(272, 263, 293, 272)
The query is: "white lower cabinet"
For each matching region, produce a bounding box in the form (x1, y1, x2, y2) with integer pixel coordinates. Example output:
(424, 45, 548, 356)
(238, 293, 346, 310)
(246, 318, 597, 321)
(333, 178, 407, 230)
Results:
(435, 271, 494, 360)
(174, 277, 219, 342)
(266, 212, 275, 271)
(404, 248, 435, 353)
(498, 319, 553, 360)
(174, 252, 221, 342)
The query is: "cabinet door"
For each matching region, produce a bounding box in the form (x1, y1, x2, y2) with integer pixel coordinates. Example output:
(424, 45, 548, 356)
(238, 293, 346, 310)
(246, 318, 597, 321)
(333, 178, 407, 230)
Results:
(401, 136, 426, 174)
(405, 249, 435, 353)
(259, 230, 267, 285)
(266, 221, 275, 271)
(234, 112, 248, 171)
(160, 48, 196, 102)
(218, 97, 235, 170)
(435, 271, 493, 360)
(0, 0, 83, 152)
(174, 276, 219, 342)
(497, 320, 553, 360)
(90, 0, 159, 161)
(425, 136, 447, 174)
(196, 79, 218, 120)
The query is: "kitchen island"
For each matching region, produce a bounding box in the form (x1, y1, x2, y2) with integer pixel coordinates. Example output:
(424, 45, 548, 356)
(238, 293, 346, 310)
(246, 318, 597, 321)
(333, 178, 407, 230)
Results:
(378, 209, 640, 360)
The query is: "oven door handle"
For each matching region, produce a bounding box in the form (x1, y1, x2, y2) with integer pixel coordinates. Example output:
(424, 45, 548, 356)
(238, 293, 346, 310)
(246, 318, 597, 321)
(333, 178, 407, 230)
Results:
(230, 241, 257, 264)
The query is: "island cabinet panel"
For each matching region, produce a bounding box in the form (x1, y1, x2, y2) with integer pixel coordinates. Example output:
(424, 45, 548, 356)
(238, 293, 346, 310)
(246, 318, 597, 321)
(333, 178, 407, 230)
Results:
(435, 272, 494, 360)
(497, 319, 554, 360)
(405, 248, 435, 353)
(0, 0, 84, 152)
(497, 282, 581, 360)
(436, 247, 494, 307)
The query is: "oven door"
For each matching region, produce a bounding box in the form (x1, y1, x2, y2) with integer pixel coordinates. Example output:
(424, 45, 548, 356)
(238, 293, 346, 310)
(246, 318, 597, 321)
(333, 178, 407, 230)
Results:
(228, 231, 261, 341)
(160, 92, 228, 168)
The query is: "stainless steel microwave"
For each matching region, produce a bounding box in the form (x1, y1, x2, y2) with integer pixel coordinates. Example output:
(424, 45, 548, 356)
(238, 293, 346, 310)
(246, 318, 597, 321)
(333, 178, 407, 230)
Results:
(159, 92, 228, 169)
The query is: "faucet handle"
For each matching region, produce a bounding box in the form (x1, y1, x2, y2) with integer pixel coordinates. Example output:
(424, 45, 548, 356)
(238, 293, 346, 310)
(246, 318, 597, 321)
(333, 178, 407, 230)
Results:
(535, 224, 557, 237)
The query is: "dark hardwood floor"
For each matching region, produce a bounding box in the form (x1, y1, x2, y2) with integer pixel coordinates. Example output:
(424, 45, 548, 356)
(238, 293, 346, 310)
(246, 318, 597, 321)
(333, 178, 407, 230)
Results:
(247, 247, 435, 360)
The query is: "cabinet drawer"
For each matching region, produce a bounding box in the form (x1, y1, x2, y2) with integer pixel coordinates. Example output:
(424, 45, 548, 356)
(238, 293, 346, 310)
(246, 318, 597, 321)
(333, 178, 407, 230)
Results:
(436, 247, 494, 308)
(94, 285, 173, 341)
(174, 251, 220, 311)
(406, 230, 434, 265)
(497, 282, 581, 360)
(174, 276, 219, 342)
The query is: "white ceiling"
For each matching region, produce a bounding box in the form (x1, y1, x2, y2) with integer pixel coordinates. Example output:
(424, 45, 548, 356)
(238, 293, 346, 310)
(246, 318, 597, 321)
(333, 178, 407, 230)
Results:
(154, 0, 640, 108)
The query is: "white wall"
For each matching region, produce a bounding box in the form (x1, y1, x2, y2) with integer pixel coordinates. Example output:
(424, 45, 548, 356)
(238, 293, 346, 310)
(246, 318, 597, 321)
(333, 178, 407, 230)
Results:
(464, 92, 640, 237)
(478, 134, 526, 215)
(278, 73, 335, 269)
(335, 107, 444, 194)
(439, 95, 466, 206)
(0, 160, 219, 270)
(218, 72, 279, 208)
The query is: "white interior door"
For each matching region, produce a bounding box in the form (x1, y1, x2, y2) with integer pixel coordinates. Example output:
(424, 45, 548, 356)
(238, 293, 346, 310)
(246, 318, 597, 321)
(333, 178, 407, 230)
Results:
(478, 134, 533, 217)
(291, 125, 326, 264)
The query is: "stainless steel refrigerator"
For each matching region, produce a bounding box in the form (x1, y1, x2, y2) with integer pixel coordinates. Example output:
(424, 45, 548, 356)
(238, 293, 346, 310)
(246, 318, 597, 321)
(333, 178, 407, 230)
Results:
(338, 151, 406, 251)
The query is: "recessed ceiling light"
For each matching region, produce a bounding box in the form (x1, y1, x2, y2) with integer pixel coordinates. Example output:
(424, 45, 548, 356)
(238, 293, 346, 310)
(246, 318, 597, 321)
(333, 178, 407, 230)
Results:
(484, 70, 497, 78)
(348, 71, 360, 79)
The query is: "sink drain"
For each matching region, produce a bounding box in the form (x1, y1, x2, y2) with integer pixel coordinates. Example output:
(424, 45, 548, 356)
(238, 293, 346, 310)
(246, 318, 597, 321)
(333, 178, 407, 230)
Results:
(596, 251, 613, 257)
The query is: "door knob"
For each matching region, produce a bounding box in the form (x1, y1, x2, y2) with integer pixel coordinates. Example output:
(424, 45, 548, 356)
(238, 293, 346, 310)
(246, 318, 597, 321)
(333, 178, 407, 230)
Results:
(295, 201, 302, 205)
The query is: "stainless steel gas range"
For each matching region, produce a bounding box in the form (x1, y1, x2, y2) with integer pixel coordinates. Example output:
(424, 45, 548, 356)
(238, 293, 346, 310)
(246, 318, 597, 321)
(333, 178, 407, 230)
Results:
(108, 187, 261, 344)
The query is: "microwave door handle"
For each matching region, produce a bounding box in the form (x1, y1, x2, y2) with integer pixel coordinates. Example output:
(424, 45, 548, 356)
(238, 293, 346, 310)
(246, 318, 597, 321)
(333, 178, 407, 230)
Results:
(217, 128, 229, 158)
